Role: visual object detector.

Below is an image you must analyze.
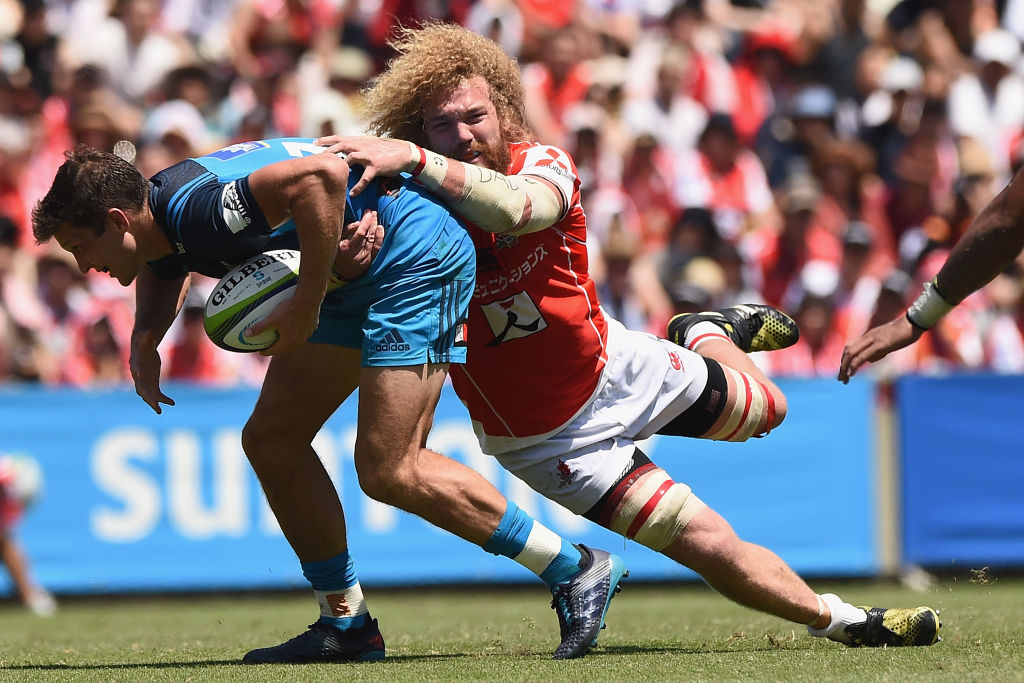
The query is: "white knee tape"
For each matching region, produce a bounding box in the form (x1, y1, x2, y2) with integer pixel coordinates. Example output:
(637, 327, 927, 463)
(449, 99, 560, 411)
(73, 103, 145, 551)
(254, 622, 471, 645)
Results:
(707, 366, 769, 442)
(608, 468, 704, 551)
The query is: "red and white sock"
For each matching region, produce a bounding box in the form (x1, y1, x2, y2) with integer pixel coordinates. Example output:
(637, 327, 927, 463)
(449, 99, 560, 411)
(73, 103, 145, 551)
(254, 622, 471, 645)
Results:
(682, 321, 732, 351)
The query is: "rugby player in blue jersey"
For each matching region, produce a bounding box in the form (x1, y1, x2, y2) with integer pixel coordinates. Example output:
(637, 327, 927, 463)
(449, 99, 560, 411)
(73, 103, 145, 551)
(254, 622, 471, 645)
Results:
(31, 139, 626, 662)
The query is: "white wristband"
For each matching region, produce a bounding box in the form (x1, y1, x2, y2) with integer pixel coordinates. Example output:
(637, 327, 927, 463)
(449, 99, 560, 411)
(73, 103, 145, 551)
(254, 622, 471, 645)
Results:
(906, 279, 954, 330)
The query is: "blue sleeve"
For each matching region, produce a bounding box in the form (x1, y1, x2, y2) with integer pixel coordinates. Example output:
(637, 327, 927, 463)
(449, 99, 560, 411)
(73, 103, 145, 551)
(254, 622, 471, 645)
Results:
(148, 159, 290, 278)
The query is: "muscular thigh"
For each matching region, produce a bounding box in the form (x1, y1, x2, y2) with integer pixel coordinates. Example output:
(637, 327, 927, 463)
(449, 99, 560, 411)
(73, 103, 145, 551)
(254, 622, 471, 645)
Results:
(251, 342, 361, 442)
(354, 362, 448, 469)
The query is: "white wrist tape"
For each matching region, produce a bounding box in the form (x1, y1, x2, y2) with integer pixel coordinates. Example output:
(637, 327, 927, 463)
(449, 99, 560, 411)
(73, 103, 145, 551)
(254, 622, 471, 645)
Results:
(408, 143, 563, 235)
(408, 141, 447, 191)
(906, 279, 954, 330)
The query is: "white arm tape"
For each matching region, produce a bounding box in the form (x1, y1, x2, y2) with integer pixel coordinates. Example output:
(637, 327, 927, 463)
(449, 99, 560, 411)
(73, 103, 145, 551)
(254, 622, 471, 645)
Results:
(906, 279, 955, 330)
(408, 143, 563, 235)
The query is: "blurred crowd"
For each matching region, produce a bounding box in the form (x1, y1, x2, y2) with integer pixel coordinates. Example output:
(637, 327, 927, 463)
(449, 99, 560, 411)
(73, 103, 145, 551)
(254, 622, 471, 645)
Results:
(3, 0, 1024, 387)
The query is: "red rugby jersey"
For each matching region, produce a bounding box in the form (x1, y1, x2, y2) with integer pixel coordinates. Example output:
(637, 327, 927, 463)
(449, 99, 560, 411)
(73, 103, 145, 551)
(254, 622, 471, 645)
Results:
(449, 142, 609, 452)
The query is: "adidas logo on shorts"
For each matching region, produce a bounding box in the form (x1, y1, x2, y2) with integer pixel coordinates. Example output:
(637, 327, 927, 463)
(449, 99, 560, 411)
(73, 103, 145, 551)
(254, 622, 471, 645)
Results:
(375, 330, 411, 353)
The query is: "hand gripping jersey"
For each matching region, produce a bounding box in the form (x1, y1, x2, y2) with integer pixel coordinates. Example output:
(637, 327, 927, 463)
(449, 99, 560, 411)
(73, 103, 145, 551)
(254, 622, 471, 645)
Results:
(449, 142, 610, 454)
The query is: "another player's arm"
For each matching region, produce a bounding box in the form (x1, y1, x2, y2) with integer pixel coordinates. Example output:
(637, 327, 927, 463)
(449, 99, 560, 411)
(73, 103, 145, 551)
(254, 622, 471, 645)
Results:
(839, 167, 1024, 383)
(407, 143, 565, 235)
(131, 268, 190, 413)
(245, 153, 351, 353)
(931, 169, 1024, 302)
(317, 135, 565, 235)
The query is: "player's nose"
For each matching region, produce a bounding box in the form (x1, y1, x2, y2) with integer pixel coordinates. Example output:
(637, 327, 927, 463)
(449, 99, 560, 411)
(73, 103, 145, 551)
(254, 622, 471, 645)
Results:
(455, 121, 474, 143)
(71, 253, 90, 274)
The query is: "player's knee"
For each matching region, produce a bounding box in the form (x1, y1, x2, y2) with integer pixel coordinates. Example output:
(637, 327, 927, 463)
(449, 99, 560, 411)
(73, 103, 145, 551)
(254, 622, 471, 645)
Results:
(353, 455, 416, 506)
(671, 507, 748, 574)
(706, 367, 784, 441)
(353, 460, 393, 504)
(240, 417, 280, 465)
(585, 453, 705, 552)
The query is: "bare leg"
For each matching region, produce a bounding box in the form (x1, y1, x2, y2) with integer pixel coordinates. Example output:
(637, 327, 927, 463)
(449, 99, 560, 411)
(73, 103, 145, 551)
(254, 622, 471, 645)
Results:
(353, 363, 507, 545)
(663, 506, 830, 628)
(0, 534, 38, 604)
(241, 343, 361, 561)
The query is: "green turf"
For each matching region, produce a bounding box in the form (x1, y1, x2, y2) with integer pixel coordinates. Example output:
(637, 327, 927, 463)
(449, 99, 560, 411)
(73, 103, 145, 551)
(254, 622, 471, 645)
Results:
(1, 575, 1022, 682)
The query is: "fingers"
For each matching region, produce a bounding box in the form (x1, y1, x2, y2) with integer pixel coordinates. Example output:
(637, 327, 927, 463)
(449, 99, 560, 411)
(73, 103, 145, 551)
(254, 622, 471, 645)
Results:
(137, 387, 174, 414)
(837, 348, 856, 384)
(246, 318, 273, 337)
(838, 342, 862, 383)
(348, 166, 375, 197)
(342, 209, 379, 252)
(372, 221, 384, 250)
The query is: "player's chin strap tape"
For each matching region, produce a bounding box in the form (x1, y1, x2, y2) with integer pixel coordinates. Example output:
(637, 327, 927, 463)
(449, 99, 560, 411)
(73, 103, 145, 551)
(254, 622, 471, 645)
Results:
(595, 463, 705, 552)
(906, 278, 955, 331)
(407, 142, 563, 236)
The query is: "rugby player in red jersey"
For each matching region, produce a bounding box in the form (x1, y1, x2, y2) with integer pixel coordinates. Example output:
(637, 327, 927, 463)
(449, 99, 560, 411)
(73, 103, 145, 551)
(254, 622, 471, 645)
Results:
(320, 22, 941, 648)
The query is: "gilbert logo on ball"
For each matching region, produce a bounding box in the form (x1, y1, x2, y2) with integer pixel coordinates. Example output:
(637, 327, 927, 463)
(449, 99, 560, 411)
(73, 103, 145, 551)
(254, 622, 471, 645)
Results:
(203, 249, 301, 352)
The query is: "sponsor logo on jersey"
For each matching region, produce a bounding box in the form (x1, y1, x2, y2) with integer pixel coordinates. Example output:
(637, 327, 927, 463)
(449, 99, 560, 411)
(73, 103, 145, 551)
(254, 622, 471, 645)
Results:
(221, 181, 251, 233)
(668, 351, 683, 371)
(454, 322, 468, 347)
(480, 291, 547, 345)
(375, 329, 411, 353)
(206, 141, 270, 160)
(209, 250, 299, 306)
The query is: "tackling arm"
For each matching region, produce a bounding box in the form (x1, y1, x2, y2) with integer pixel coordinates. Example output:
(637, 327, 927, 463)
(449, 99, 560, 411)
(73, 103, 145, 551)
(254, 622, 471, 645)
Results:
(406, 142, 565, 235)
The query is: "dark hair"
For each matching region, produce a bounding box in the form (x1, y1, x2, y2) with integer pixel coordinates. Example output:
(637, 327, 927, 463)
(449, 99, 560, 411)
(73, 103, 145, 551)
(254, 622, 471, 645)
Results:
(31, 145, 148, 243)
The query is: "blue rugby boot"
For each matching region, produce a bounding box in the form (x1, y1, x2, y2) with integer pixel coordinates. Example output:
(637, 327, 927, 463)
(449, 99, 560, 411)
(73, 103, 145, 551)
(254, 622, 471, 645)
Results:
(668, 303, 799, 353)
(550, 544, 627, 659)
(242, 617, 385, 664)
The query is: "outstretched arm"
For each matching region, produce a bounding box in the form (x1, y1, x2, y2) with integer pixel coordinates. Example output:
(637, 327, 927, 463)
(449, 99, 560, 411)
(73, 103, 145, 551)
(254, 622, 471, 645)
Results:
(131, 268, 189, 413)
(317, 135, 565, 235)
(839, 167, 1024, 382)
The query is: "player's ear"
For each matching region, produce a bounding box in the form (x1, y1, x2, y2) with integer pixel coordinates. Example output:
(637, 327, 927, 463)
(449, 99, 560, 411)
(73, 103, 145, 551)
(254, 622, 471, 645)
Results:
(107, 207, 130, 234)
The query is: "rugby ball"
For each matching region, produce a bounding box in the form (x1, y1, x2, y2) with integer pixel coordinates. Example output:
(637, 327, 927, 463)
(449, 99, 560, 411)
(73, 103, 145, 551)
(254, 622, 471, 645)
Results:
(203, 249, 301, 352)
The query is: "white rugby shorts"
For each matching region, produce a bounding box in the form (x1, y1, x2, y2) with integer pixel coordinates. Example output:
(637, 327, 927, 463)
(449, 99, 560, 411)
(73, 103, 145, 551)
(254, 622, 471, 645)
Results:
(494, 317, 710, 514)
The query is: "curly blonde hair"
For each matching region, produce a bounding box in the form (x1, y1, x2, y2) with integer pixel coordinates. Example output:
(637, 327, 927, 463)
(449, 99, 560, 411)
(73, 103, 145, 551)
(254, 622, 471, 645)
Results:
(361, 22, 531, 146)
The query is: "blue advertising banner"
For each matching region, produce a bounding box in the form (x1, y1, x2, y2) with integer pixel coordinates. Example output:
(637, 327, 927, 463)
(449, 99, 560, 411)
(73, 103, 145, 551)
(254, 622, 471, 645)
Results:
(898, 374, 1024, 569)
(1, 377, 877, 595)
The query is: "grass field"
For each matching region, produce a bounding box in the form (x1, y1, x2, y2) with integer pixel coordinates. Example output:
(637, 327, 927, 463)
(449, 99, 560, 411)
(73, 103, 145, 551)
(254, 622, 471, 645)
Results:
(2, 574, 1023, 682)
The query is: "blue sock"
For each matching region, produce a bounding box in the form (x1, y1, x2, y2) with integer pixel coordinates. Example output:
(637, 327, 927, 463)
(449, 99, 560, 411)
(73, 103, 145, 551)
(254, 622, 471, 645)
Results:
(483, 501, 583, 587)
(301, 550, 369, 631)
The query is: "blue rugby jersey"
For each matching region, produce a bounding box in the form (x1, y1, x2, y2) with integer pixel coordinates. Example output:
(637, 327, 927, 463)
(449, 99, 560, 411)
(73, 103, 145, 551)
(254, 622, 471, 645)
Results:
(145, 137, 431, 280)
